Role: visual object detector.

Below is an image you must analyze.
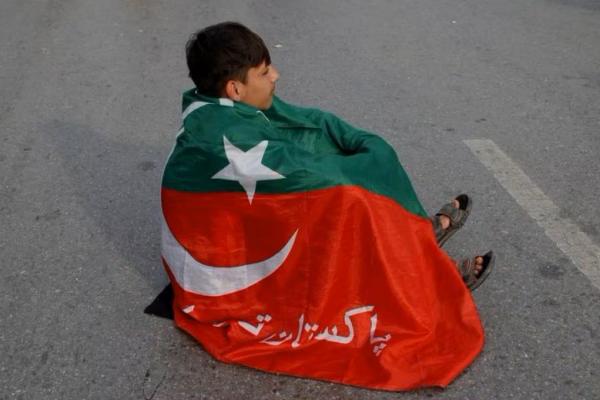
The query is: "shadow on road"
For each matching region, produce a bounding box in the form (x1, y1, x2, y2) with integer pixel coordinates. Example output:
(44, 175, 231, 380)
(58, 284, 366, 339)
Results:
(43, 118, 168, 290)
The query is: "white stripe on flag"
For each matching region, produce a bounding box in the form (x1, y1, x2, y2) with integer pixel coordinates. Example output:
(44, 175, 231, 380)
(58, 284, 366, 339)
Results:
(182, 101, 209, 120)
(218, 98, 234, 107)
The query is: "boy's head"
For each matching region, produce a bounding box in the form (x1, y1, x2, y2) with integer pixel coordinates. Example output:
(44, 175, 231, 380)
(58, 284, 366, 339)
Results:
(186, 22, 279, 110)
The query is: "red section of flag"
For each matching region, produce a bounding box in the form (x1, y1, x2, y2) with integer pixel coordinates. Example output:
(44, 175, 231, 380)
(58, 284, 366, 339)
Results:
(161, 185, 483, 390)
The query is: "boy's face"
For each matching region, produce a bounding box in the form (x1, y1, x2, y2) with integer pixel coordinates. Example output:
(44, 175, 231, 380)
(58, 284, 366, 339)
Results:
(231, 62, 280, 110)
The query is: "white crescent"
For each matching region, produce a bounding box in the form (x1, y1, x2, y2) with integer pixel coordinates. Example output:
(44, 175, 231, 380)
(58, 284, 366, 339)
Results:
(161, 218, 298, 296)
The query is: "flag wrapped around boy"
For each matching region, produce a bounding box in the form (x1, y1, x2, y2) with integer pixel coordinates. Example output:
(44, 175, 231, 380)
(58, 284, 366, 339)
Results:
(160, 88, 484, 391)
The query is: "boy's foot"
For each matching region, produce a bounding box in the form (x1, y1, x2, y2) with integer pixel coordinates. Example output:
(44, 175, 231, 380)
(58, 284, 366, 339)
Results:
(432, 194, 472, 247)
(458, 251, 495, 291)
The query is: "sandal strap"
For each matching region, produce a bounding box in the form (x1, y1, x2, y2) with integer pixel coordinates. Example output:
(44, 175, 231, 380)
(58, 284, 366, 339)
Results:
(431, 216, 444, 238)
(436, 203, 465, 226)
(459, 258, 478, 288)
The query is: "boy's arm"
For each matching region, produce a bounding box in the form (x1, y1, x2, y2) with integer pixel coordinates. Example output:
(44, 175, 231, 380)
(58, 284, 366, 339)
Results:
(271, 97, 390, 154)
(317, 110, 426, 216)
(268, 98, 426, 216)
(319, 110, 392, 155)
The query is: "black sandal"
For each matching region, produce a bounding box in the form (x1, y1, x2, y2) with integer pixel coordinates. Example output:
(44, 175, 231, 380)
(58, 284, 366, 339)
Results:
(458, 251, 495, 291)
(432, 194, 472, 247)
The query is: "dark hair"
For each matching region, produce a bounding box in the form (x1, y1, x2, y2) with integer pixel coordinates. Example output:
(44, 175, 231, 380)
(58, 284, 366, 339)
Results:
(185, 22, 271, 97)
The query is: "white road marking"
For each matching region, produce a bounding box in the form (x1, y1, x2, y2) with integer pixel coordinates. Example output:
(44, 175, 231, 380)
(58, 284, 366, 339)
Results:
(464, 139, 600, 290)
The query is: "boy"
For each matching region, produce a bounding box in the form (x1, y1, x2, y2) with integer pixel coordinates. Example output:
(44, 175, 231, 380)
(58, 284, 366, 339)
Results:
(156, 21, 493, 391)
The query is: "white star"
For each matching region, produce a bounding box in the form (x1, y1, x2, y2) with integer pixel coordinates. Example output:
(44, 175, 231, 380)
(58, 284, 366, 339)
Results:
(212, 136, 285, 203)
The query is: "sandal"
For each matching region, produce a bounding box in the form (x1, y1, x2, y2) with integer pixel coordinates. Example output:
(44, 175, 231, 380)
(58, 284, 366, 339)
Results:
(432, 194, 472, 247)
(459, 251, 495, 291)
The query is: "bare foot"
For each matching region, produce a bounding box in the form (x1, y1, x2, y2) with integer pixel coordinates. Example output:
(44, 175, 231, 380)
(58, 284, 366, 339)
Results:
(473, 256, 484, 275)
(455, 256, 484, 275)
(458, 251, 495, 291)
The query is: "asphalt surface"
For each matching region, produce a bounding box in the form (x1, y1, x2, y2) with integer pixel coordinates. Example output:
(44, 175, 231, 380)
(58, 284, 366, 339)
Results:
(1, 0, 599, 399)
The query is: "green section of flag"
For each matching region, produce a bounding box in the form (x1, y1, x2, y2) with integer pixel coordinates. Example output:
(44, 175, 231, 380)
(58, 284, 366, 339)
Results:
(162, 89, 427, 218)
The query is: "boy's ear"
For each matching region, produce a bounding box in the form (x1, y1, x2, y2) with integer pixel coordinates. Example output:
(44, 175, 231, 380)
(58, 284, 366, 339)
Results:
(223, 80, 242, 101)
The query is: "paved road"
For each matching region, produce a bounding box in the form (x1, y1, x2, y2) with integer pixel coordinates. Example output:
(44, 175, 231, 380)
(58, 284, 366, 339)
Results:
(1, 0, 599, 399)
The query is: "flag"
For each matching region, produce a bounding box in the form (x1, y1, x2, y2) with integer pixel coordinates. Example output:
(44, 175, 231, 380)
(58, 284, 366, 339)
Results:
(160, 89, 484, 391)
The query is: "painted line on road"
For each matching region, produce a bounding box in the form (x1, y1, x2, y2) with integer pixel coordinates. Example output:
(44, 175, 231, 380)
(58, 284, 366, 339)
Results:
(464, 139, 600, 291)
